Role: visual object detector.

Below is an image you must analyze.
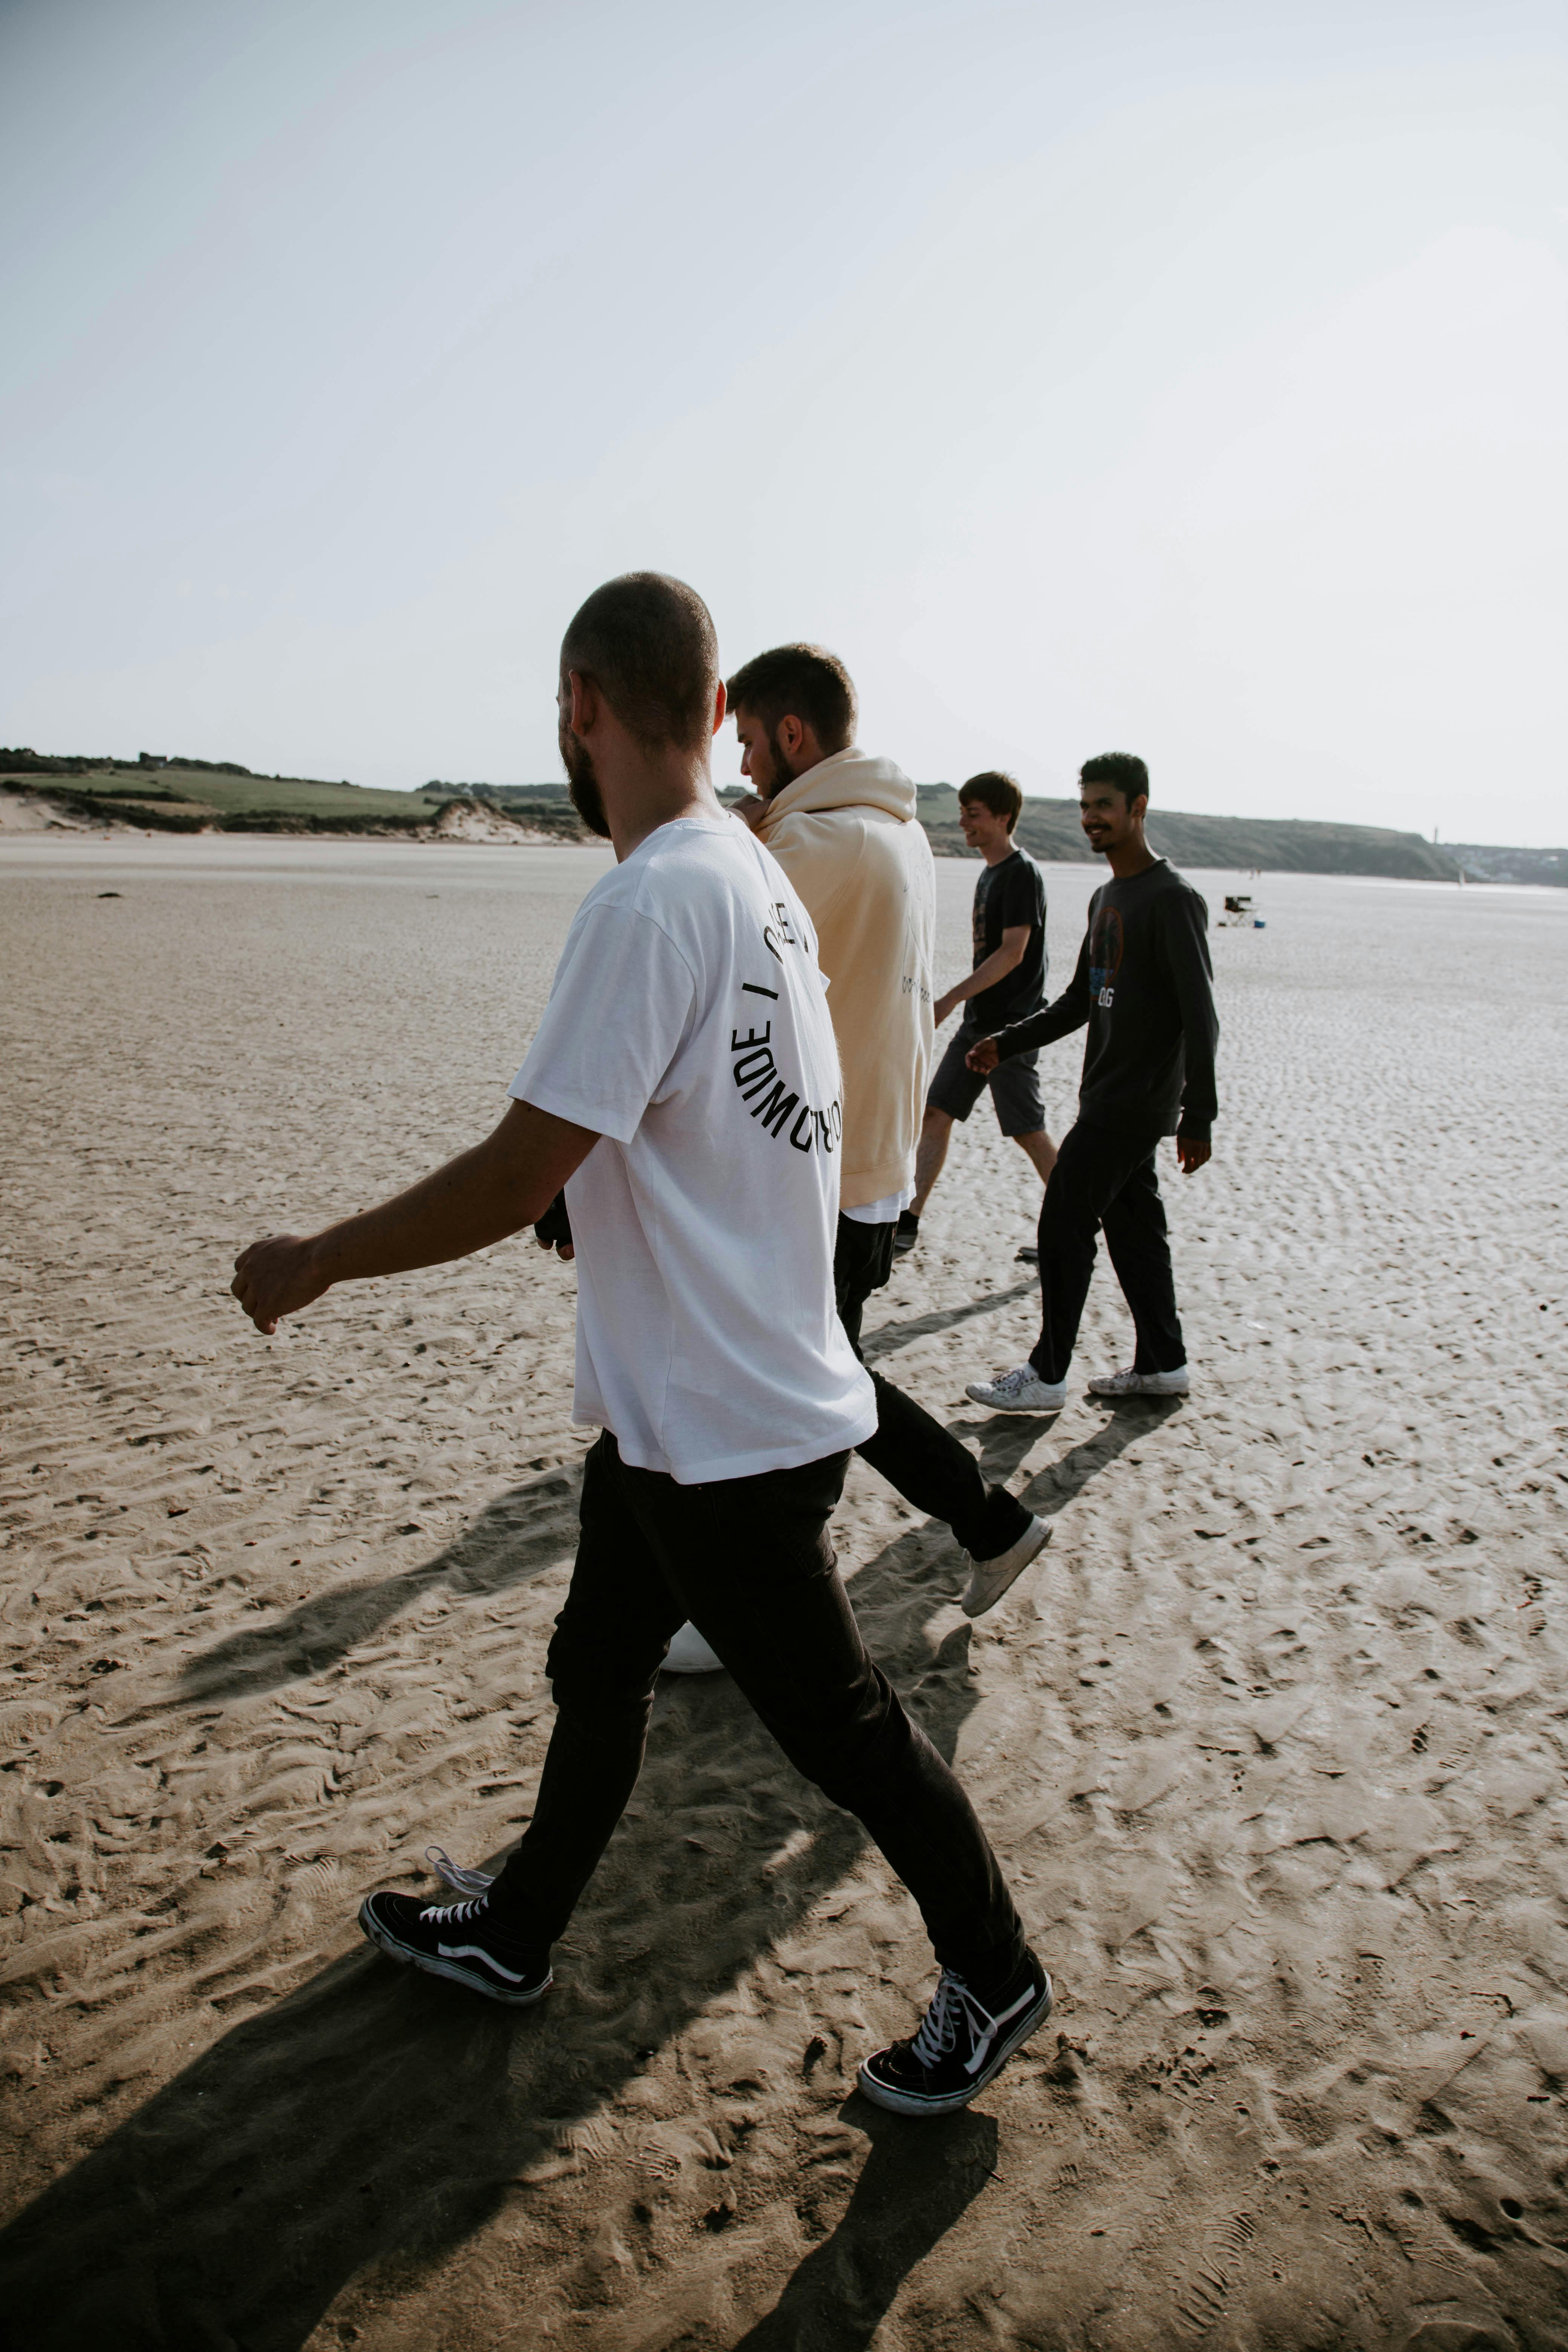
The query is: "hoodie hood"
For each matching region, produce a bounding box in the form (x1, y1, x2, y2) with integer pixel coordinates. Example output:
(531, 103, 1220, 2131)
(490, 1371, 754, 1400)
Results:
(758, 745, 916, 833)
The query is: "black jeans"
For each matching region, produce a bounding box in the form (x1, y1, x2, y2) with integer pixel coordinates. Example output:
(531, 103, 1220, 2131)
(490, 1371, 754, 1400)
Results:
(488, 1432, 1027, 1988)
(1027, 1119, 1185, 1384)
(834, 1215, 1032, 1563)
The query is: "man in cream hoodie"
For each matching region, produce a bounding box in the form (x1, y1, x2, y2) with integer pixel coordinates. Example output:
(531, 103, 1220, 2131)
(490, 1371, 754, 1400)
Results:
(664, 645, 1047, 1669)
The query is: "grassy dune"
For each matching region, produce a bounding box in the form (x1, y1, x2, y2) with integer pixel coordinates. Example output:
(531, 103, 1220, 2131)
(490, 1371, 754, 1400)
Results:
(9, 763, 451, 832)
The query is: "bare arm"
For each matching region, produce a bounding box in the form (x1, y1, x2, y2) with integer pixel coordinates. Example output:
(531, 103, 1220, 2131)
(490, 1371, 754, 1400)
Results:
(934, 925, 1032, 1027)
(231, 1098, 599, 1335)
(966, 931, 1092, 1072)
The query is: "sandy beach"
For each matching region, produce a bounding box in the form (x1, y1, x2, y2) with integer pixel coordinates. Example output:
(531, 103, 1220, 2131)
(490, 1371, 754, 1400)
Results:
(1, 832, 1566, 2351)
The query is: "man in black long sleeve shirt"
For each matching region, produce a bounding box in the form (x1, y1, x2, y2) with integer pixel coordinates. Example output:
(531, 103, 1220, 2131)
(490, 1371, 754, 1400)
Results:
(962, 753, 1218, 1412)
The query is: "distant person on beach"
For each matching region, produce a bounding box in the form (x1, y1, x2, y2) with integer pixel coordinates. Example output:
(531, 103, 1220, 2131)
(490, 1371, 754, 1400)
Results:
(963, 752, 1217, 1414)
(655, 645, 1048, 1672)
(894, 773, 1055, 1260)
(230, 573, 1052, 2117)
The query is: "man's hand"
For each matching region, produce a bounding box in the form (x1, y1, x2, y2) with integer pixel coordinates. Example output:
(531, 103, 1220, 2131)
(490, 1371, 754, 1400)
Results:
(230, 1100, 599, 1341)
(232, 1235, 331, 1335)
(1176, 1132, 1211, 1175)
(934, 989, 961, 1028)
(531, 1186, 576, 1263)
(965, 1034, 1000, 1075)
(732, 793, 768, 833)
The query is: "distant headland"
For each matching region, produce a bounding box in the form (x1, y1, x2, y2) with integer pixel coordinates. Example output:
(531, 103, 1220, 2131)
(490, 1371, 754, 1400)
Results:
(2, 749, 1561, 886)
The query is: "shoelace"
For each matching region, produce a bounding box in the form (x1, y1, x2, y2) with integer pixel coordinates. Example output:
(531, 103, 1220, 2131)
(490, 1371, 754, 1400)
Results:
(910, 1970, 995, 2068)
(426, 1844, 496, 1897)
(418, 1891, 490, 1927)
(993, 1367, 1034, 1396)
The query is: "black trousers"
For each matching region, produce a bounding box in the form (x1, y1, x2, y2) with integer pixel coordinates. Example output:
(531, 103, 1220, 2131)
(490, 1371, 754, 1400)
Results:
(1027, 1119, 1185, 1384)
(834, 1215, 1032, 1563)
(488, 1432, 1027, 1988)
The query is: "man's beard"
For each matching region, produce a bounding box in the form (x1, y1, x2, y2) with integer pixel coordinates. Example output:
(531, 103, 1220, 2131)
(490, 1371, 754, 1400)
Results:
(764, 727, 799, 799)
(559, 723, 611, 839)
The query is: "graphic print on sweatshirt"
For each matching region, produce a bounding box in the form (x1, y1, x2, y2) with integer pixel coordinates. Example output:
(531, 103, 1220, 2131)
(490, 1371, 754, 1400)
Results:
(729, 918, 843, 1159)
(1089, 904, 1125, 1009)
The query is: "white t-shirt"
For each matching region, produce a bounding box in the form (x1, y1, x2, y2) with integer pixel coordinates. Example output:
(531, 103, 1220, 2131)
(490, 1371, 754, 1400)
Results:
(510, 814, 877, 1484)
(842, 1184, 914, 1228)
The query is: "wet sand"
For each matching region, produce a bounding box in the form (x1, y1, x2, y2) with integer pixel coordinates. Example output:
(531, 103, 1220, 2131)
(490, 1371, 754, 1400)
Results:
(1, 833, 1566, 2350)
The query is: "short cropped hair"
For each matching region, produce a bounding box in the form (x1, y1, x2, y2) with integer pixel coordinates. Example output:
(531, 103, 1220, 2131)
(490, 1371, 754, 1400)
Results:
(1080, 751, 1150, 805)
(561, 572, 718, 754)
(724, 644, 857, 754)
(958, 770, 1024, 833)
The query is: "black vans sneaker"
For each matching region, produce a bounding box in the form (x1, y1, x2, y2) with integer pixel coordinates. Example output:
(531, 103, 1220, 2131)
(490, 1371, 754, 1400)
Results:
(358, 1888, 552, 2006)
(858, 1954, 1052, 2115)
(892, 1209, 920, 1257)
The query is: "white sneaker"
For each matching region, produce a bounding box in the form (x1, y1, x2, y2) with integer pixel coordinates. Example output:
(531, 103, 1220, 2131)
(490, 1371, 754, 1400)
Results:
(663, 1621, 725, 1674)
(1086, 1365, 1190, 1397)
(964, 1366, 1069, 1414)
(962, 1515, 1049, 1618)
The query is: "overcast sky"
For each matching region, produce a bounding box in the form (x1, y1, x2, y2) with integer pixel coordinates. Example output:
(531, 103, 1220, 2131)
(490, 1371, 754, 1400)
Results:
(3, 0, 1564, 841)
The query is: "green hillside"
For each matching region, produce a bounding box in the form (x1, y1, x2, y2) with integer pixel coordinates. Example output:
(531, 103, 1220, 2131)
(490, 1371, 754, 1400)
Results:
(1, 750, 453, 831)
(912, 786, 1463, 881)
(6, 749, 1559, 882)
(1441, 841, 1567, 888)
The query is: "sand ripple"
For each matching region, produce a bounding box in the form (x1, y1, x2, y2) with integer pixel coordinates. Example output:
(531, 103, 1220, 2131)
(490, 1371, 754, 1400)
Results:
(0, 838, 1565, 2349)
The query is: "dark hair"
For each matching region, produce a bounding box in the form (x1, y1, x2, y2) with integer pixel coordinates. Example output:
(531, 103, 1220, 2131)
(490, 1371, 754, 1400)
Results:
(1079, 751, 1149, 805)
(958, 770, 1024, 833)
(561, 572, 718, 754)
(724, 644, 857, 754)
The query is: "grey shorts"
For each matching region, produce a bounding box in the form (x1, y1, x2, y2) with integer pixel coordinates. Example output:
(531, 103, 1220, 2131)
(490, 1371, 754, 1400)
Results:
(926, 1026, 1046, 1138)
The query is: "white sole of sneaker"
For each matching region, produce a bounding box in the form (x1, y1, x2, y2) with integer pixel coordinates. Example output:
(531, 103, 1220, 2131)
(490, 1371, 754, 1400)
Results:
(964, 1385, 1067, 1415)
(962, 1516, 1050, 1619)
(856, 1971, 1055, 2116)
(358, 1899, 553, 2006)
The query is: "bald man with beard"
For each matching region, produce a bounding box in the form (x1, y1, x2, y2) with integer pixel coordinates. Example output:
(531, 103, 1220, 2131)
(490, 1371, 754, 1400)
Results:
(231, 576, 1054, 2118)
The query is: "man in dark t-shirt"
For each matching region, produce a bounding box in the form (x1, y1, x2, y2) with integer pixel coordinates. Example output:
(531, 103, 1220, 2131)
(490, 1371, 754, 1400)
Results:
(895, 772, 1056, 1256)
(962, 751, 1218, 1414)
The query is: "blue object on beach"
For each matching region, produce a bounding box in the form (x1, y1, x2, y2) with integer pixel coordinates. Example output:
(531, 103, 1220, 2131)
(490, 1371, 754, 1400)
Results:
(1254, 918, 1266, 928)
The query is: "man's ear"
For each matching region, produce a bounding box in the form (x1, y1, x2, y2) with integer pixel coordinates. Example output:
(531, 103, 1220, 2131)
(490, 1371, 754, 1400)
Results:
(567, 669, 598, 736)
(776, 713, 805, 762)
(712, 679, 727, 738)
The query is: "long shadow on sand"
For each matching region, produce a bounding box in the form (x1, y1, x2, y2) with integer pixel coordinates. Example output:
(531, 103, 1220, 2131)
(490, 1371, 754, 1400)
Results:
(859, 1280, 1037, 1366)
(173, 1467, 584, 1707)
(173, 1274, 1045, 1712)
(732, 2103, 1000, 2349)
(0, 1402, 1165, 2350)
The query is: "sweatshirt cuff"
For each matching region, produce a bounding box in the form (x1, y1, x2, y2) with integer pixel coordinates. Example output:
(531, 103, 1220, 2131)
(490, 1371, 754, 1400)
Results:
(1176, 1115, 1212, 1142)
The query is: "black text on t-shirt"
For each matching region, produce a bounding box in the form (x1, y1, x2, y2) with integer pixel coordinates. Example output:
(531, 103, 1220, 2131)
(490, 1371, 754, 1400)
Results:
(729, 989, 842, 1155)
